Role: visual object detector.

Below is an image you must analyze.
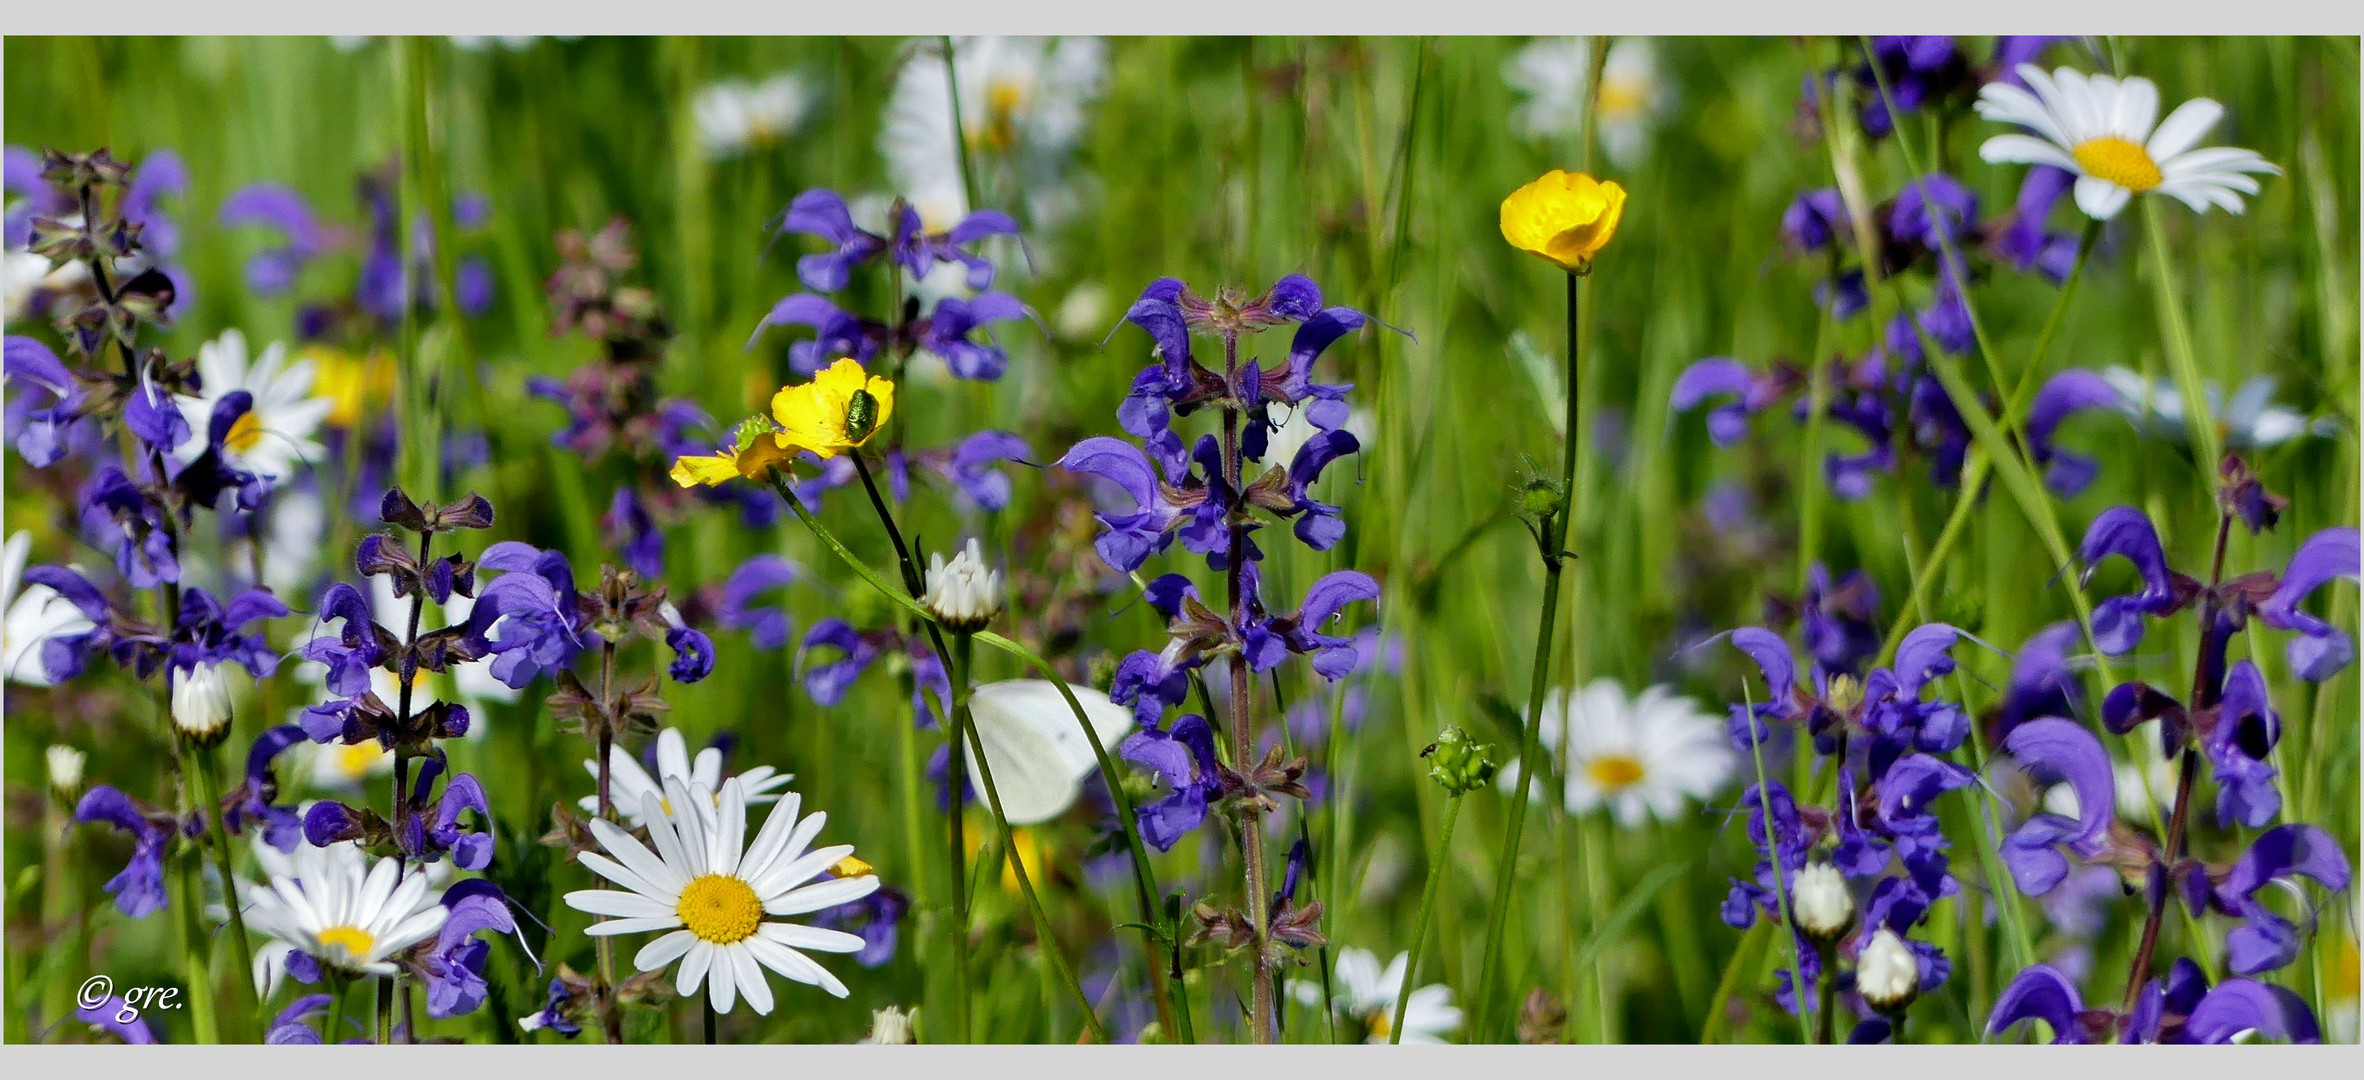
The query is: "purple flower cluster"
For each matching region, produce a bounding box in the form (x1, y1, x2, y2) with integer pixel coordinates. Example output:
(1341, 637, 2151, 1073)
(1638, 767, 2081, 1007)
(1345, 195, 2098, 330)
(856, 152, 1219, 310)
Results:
(218, 167, 493, 340)
(1713, 620, 1974, 1035)
(1057, 274, 1387, 852)
(75, 725, 310, 918)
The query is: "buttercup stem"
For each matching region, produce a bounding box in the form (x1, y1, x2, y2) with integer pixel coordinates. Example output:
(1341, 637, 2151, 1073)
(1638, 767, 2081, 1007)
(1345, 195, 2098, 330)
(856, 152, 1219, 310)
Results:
(1390, 793, 1462, 1044)
(946, 628, 975, 1043)
(1476, 269, 1582, 1040)
(191, 749, 259, 1042)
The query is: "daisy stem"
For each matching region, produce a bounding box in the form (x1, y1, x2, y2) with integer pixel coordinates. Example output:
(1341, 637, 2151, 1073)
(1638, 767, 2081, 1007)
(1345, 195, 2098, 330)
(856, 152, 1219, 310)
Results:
(155, 571, 226, 1045)
(327, 975, 350, 1041)
(191, 748, 259, 1041)
(2139, 198, 2226, 479)
(592, 637, 625, 1045)
(1475, 268, 1583, 1041)
(703, 996, 716, 1045)
(1388, 793, 1461, 1045)
(1815, 942, 1838, 1045)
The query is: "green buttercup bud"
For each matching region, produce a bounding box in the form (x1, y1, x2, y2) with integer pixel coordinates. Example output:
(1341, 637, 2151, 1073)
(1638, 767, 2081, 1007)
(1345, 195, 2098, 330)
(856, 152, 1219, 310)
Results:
(1516, 474, 1566, 520)
(1423, 726, 1499, 795)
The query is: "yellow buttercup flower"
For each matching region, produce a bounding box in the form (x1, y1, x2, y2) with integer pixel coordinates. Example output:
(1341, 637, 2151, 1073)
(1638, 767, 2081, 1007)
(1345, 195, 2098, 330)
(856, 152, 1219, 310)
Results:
(1500, 169, 1626, 273)
(305, 346, 398, 429)
(669, 415, 800, 488)
(770, 358, 895, 460)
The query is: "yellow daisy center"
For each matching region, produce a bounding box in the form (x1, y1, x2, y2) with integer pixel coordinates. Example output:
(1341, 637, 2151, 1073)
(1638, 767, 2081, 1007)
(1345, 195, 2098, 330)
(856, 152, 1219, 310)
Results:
(983, 78, 1026, 151)
(225, 409, 266, 454)
(1365, 1008, 1394, 1039)
(677, 873, 763, 944)
(316, 924, 377, 961)
(2072, 136, 2163, 192)
(333, 742, 385, 777)
(1598, 78, 1647, 120)
(1587, 755, 1647, 791)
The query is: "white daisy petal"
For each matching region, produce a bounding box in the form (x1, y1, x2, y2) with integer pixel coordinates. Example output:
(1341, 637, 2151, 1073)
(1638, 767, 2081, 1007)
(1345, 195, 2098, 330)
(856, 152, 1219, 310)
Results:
(2146, 97, 2225, 161)
(635, 929, 698, 972)
(2073, 175, 2133, 220)
(678, 940, 715, 994)
(731, 945, 774, 1015)
(764, 874, 881, 916)
(562, 889, 676, 919)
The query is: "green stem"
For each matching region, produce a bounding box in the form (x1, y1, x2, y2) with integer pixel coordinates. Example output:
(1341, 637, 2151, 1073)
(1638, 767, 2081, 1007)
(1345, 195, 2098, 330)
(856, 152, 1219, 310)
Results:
(1475, 269, 1584, 1040)
(191, 750, 258, 1042)
(954, 634, 1111, 1043)
(1389, 795, 1462, 1044)
(941, 36, 984, 214)
(172, 838, 221, 1044)
(1815, 944, 1838, 1045)
(1742, 681, 1813, 1046)
(327, 976, 350, 1042)
(946, 632, 974, 1044)
(2140, 198, 2226, 476)
(2002, 218, 2106, 419)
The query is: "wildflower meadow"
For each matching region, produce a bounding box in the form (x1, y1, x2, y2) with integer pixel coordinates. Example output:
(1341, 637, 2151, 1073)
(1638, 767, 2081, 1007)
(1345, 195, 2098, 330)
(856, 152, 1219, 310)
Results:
(2, 33, 2358, 1048)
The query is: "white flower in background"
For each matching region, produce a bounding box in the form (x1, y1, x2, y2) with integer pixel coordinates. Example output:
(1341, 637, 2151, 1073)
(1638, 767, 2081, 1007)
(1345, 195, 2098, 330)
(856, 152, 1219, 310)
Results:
(2046, 755, 2176, 822)
(1053, 283, 1109, 342)
(245, 840, 449, 977)
(880, 36, 1106, 231)
(171, 661, 236, 739)
(4, 249, 74, 326)
(305, 738, 395, 792)
(692, 74, 815, 160)
(566, 776, 879, 1013)
(2098, 365, 2334, 451)
(1977, 65, 2279, 220)
(965, 679, 1133, 825)
(580, 727, 794, 831)
(448, 36, 541, 52)
(1292, 946, 1463, 1044)
(251, 483, 328, 599)
(171, 330, 331, 484)
(47, 744, 86, 795)
(1502, 678, 1736, 827)
(920, 538, 1002, 631)
(1503, 37, 1667, 167)
(1263, 404, 1375, 474)
(4, 531, 97, 687)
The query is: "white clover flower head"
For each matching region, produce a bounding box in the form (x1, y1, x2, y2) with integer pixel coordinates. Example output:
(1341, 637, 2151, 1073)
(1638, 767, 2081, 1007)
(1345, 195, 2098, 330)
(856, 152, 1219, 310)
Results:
(1792, 862, 1855, 941)
(46, 744, 86, 795)
(1856, 927, 1920, 1011)
(859, 1005, 915, 1044)
(921, 537, 1002, 632)
(1976, 65, 2279, 221)
(171, 661, 236, 742)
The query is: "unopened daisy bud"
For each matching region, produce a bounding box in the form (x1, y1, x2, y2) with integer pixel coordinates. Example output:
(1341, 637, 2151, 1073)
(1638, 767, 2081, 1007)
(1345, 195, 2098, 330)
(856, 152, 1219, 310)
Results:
(859, 1005, 914, 1045)
(46, 745, 86, 797)
(920, 538, 1001, 632)
(1856, 927, 1919, 1013)
(171, 662, 235, 744)
(1791, 862, 1854, 943)
(1423, 726, 1499, 796)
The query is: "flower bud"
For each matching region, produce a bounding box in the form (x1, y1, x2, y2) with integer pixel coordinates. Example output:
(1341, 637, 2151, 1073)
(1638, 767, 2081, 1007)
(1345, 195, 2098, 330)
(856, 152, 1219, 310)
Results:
(1423, 726, 1499, 796)
(859, 1005, 915, 1045)
(1824, 673, 1863, 717)
(1791, 862, 1854, 943)
(1855, 927, 1919, 1012)
(46, 744, 86, 796)
(920, 538, 1002, 633)
(171, 662, 235, 744)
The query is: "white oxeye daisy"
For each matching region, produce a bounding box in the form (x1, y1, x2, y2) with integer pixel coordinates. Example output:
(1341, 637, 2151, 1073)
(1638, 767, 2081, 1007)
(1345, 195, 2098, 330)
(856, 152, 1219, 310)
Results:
(244, 840, 449, 977)
(880, 36, 1106, 229)
(566, 776, 877, 1014)
(1291, 946, 1462, 1044)
(579, 727, 794, 831)
(2098, 365, 2334, 452)
(1502, 37, 1666, 168)
(306, 738, 395, 792)
(1502, 678, 1737, 828)
(692, 73, 815, 160)
(3, 531, 97, 687)
(170, 329, 332, 483)
(1976, 64, 2280, 220)
(920, 538, 1002, 632)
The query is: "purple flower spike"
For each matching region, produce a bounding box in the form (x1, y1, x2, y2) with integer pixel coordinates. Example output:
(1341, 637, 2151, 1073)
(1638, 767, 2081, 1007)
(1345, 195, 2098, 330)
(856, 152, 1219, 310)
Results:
(1058, 436, 1187, 573)
(2259, 527, 2359, 681)
(776, 189, 884, 293)
(1120, 713, 1220, 852)
(1999, 621, 2082, 736)
(1999, 719, 2113, 896)
(1890, 173, 1979, 251)
(1672, 359, 1786, 447)
(74, 787, 173, 918)
(2078, 506, 2192, 654)
(1987, 964, 2094, 1043)
(718, 554, 803, 650)
(1781, 188, 1849, 252)
(2026, 370, 2122, 497)
(2209, 661, 2283, 828)
(2213, 824, 2350, 976)
(2182, 979, 2321, 1044)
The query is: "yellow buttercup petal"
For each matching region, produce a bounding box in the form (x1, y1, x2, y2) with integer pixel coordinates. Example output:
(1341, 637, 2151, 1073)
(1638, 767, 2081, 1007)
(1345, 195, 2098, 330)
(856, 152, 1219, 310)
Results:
(769, 358, 896, 459)
(671, 452, 744, 488)
(1500, 170, 1626, 273)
